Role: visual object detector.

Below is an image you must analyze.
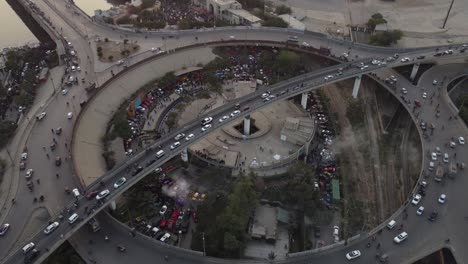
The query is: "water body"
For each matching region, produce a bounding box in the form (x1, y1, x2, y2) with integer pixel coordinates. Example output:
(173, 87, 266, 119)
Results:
(0, 0, 37, 49)
(73, 0, 114, 16)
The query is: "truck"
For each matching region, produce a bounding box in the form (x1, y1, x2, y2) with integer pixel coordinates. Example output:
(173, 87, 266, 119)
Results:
(88, 218, 101, 232)
(434, 165, 444, 182)
(448, 162, 457, 179)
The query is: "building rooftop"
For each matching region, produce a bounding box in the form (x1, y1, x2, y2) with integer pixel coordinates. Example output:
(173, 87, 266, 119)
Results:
(228, 9, 262, 23)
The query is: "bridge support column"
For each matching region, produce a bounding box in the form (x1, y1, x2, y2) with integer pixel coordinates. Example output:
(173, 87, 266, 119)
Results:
(244, 115, 251, 136)
(352, 75, 362, 99)
(181, 148, 188, 162)
(109, 200, 116, 211)
(410, 63, 420, 81)
(301, 92, 308, 110)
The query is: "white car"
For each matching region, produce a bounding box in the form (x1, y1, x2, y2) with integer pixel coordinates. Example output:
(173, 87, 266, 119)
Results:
(230, 110, 241, 117)
(201, 124, 212, 132)
(422, 92, 427, 99)
(302, 41, 310, 47)
(394, 232, 408, 243)
(218, 116, 229, 123)
(62, 89, 68, 95)
(25, 169, 34, 179)
(459, 137, 465, 145)
(371, 60, 380, 65)
(185, 133, 194, 141)
(261, 93, 269, 99)
(443, 153, 449, 163)
(77, 66, 81, 71)
(400, 57, 410, 62)
(21, 152, 28, 160)
(401, 88, 408, 94)
(411, 194, 422, 205)
(44, 222, 59, 235)
(160, 233, 171, 242)
(345, 250, 361, 260)
(170, 141, 181, 150)
(201, 117, 213, 125)
(36, 112, 46, 120)
(67, 112, 73, 119)
(113, 177, 127, 189)
(416, 206, 424, 215)
(159, 205, 168, 215)
(438, 194, 446, 204)
(151, 47, 159, 52)
(432, 79, 437, 85)
(117, 60, 124, 65)
(174, 133, 185, 141)
(431, 152, 437, 161)
(96, 189, 110, 200)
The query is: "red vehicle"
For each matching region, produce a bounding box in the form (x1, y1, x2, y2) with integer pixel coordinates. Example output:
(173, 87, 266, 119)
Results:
(323, 166, 336, 172)
(243, 106, 250, 112)
(159, 219, 167, 228)
(171, 209, 180, 220)
(86, 190, 99, 200)
(191, 211, 198, 223)
(168, 218, 175, 230)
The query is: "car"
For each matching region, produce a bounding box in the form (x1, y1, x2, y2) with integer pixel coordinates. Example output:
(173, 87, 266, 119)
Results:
(20, 162, 26, 170)
(0, 223, 10, 236)
(25, 169, 34, 179)
(416, 206, 424, 215)
(113, 177, 127, 189)
(302, 41, 310, 47)
(400, 57, 410, 62)
(390, 75, 397, 82)
(96, 189, 110, 200)
(170, 141, 181, 150)
(36, 112, 46, 120)
(71, 66, 76, 72)
(201, 117, 213, 125)
(261, 93, 269, 99)
(438, 194, 446, 204)
(62, 89, 68, 95)
(44, 222, 59, 235)
(159, 205, 168, 215)
(201, 124, 212, 132)
(345, 250, 361, 260)
(67, 112, 73, 119)
(450, 141, 456, 148)
(117, 60, 124, 65)
(55, 157, 62, 166)
(371, 59, 380, 65)
(432, 79, 438, 85)
(443, 153, 449, 163)
(230, 110, 241, 117)
(428, 211, 438, 221)
(219, 116, 229, 123)
(185, 133, 194, 141)
(411, 194, 422, 205)
(174, 133, 185, 141)
(393, 232, 408, 243)
(422, 92, 427, 99)
(431, 152, 437, 161)
(160, 233, 171, 242)
(151, 47, 158, 52)
(401, 88, 408, 94)
(56, 127, 62, 135)
(77, 66, 81, 71)
(86, 190, 99, 199)
(459, 137, 465, 145)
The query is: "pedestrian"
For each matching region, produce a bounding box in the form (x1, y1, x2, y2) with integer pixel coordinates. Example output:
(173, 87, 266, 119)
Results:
(51, 128, 54, 133)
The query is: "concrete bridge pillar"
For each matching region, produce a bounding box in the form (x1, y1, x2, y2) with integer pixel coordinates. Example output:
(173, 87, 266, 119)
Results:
(352, 75, 362, 99)
(410, 63, 420, 81)
(181, 148, 188, 162)
(109, 200, 116, 211)
(244, 115, 251, 136)
(301, 92, 308, 110)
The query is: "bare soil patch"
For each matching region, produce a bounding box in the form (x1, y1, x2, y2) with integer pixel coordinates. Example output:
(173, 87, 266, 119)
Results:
(96, 40, 140, 62)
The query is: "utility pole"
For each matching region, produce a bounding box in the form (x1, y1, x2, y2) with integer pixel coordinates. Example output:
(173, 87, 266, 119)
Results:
(442, 0, 454, 29)
(202, 232, 206, 256)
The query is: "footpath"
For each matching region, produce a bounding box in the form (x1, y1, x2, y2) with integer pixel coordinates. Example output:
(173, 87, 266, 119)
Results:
(0, 67, 64, 224)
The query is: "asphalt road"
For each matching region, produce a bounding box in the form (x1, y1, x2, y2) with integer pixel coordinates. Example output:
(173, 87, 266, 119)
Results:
(0, 1, 467, 264)
(2, 42, 467, 264)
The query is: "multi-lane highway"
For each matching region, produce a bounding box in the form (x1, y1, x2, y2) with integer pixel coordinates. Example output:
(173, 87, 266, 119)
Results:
(1, 0, 467, 263)
(2, 38, 468, 263)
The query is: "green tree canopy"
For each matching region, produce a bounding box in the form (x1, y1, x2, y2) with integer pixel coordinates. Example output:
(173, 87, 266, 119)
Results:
(261, 17, 288, 28)
(276, 5, 291, 15)
(369, 30, 403, 46)
(367, 13, 387, 30)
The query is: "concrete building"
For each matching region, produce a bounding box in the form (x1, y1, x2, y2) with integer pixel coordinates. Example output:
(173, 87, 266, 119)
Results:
(205, 0, 261, 25)
(278, 14, 305, 31)
(280, 117, 315, 146)
(94, 7, 122, 20)
(250, 204, 290, 242)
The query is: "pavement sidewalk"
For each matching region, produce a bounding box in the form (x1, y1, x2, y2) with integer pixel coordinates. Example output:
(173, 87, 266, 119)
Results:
(0, 66, 64, 224)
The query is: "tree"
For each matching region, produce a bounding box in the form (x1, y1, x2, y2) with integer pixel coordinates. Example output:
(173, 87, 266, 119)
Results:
(141, 0, 156, 9)
(108, 55, 114, 61)
(123, 39, 129, 45)
(178, 19, 192, 30)
(104, 38, 109, 42)
(166, 112, 178, 129)
(0, 121, 17, 148)
(261, 17, 288, 28)
(274, 50, 300, 75)
(276, 5, 291, 15)
(367, 13, 387, 31)
(97, 46, 102, 53)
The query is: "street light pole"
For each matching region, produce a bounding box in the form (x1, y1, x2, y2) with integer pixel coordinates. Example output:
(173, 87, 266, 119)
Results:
(202, 232, 206, 256)
(442, 0, 454, 29)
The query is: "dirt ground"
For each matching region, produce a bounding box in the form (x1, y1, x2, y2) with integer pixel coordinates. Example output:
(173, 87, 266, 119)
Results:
(96, 40, 140, 62)
(322, 79, 420, 234)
